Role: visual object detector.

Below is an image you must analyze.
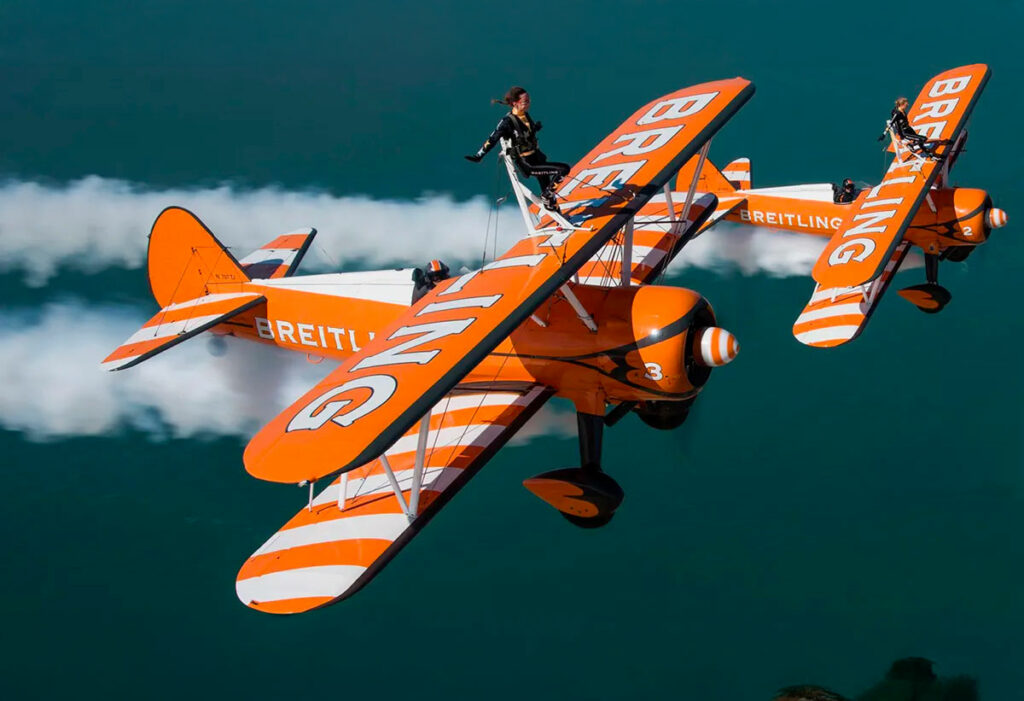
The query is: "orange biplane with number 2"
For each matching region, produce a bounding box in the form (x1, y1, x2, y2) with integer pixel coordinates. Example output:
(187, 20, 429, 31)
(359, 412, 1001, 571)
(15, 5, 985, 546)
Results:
(668, 64, 1006, 347)
(103, 78, 755, 614)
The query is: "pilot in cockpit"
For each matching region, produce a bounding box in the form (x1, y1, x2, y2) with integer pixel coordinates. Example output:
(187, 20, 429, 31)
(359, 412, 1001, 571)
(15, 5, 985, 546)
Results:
(832, 178, 858, 204)
(412, 259, 451, 303)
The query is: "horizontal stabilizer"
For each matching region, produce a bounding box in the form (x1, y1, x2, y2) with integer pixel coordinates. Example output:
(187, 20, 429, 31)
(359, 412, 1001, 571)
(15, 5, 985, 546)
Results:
(236, 385, 550, 614)
(240, 229, 316, 280)
(794, 241, 909, 347)
(102, 292, 266, 370)
(696, 196, 746, 235)
(721, 157, 751, 190)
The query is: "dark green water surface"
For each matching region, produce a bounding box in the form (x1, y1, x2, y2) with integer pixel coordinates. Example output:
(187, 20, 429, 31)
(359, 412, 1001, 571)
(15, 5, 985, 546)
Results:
(1, 1, 1022, 698)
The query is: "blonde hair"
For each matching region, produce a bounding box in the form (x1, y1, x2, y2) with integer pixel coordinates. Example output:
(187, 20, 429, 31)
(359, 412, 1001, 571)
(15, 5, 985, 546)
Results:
(895, 96, 909, 108)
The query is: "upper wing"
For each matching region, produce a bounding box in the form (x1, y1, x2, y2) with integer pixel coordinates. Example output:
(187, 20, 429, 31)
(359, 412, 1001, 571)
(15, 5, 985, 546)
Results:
(793, 240, 910, 347)
(812, 64, 989, 289)
(244, 78, 755, 484)
(236, 384, 550, 614)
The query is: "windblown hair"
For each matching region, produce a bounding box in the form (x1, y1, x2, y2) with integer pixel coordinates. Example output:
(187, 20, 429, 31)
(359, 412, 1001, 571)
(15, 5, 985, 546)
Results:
(492, 86, 527, 107)
(895, 96, 909, 108)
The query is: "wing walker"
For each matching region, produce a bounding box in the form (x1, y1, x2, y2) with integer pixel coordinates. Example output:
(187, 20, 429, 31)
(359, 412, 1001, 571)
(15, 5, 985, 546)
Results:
(103, 65, 1007, 614)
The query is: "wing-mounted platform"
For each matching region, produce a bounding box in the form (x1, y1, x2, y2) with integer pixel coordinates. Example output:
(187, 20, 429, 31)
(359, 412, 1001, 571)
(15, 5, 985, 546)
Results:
(812, 65, 989, 292)
(793, 241, 910, 347)
(236, 384, 551, 614)
(243, 78, 754, 484)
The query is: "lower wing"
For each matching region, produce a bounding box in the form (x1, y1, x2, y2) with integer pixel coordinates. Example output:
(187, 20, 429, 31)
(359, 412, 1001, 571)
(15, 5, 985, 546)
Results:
(236, 384, 551, 614)
(793, 241, 910, 347)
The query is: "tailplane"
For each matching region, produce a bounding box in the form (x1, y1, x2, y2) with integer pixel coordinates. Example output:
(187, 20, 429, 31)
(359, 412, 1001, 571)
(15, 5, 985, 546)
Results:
(102, 291, 266, 371)
(721, 157, 751, 190)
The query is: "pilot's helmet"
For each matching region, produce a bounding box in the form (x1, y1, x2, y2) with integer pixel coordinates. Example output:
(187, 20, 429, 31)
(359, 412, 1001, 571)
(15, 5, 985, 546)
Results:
(842, 178, 855, 190)
(426, 258, 450, 281)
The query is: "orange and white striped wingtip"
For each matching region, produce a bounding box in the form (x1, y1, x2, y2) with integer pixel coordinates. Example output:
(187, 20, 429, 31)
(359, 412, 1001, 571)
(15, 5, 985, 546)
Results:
(692, 327, 739, 367)
(988, 208, 1008, 229)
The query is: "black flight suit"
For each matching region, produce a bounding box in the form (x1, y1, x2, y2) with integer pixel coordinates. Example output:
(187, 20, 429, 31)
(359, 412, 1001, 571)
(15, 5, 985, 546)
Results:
(469, 112, 570, 203)
(888, 108, 939, 158)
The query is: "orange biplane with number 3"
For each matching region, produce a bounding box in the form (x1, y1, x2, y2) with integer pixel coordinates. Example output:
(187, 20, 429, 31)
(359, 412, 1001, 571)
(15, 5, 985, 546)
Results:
(103, 78, 755, 614)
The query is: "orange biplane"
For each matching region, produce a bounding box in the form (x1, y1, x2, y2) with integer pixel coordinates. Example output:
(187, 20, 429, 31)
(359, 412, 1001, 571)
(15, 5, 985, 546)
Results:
(103, 78, 755, 613)
(673, 64, 1007, 347)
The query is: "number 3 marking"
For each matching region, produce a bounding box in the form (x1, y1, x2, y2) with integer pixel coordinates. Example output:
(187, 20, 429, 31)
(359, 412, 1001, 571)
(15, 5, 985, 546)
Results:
(645, 362, 663, 380)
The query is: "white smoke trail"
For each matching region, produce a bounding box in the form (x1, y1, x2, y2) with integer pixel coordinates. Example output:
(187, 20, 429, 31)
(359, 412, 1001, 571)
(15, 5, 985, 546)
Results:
(0, 176, 843, 285)
(0, 302, 578, 444)
(0, 176, 521, 286)
(671, 226, 827, 277)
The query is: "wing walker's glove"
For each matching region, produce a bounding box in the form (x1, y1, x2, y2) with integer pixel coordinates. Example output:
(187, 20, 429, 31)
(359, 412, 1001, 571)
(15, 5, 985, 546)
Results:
(464, 154, 483, 163)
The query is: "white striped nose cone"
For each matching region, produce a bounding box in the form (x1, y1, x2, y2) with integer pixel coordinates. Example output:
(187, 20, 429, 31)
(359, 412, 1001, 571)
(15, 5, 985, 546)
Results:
(988, 208, 1008, 229)
(693, 327, 739, 367)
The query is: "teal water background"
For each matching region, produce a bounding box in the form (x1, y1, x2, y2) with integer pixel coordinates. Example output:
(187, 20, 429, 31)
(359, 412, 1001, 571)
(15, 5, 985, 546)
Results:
(1, 1, 1023, 698)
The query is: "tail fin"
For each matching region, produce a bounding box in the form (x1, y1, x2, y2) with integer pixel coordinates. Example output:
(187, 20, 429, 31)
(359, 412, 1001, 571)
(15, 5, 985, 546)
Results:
(147, 207, 250, 308)
(721, 158, 752, 190)
(675, 154, 750, 194)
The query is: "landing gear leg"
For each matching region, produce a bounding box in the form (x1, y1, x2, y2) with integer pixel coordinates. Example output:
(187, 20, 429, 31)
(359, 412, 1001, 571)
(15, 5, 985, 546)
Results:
(925, 253, 939, 285)
(522, 412, 624, 528)
(898, 252, 952, 313)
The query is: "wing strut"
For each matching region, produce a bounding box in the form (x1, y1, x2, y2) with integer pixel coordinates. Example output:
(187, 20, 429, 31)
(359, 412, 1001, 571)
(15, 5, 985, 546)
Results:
(408, 414, 430, 518)
(353, 413, 432, 522)
(561, 285, 598, 332)
(379, 454, 412, 518)
(620, 218, 634, 287)
(678, 140, 712, 246)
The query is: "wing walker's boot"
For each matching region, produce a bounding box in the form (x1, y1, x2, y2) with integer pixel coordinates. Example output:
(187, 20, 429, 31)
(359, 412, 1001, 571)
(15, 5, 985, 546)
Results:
(542, 189, 561, 214)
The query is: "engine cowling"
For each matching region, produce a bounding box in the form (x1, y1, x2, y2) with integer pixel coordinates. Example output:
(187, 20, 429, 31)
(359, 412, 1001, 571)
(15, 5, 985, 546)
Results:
(507, 284, 739, 404)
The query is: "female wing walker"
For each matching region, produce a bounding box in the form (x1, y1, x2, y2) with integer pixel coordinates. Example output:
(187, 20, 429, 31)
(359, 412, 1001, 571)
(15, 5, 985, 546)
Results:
(102, 78, 754, 614)
(680, 64, 1007, 347)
